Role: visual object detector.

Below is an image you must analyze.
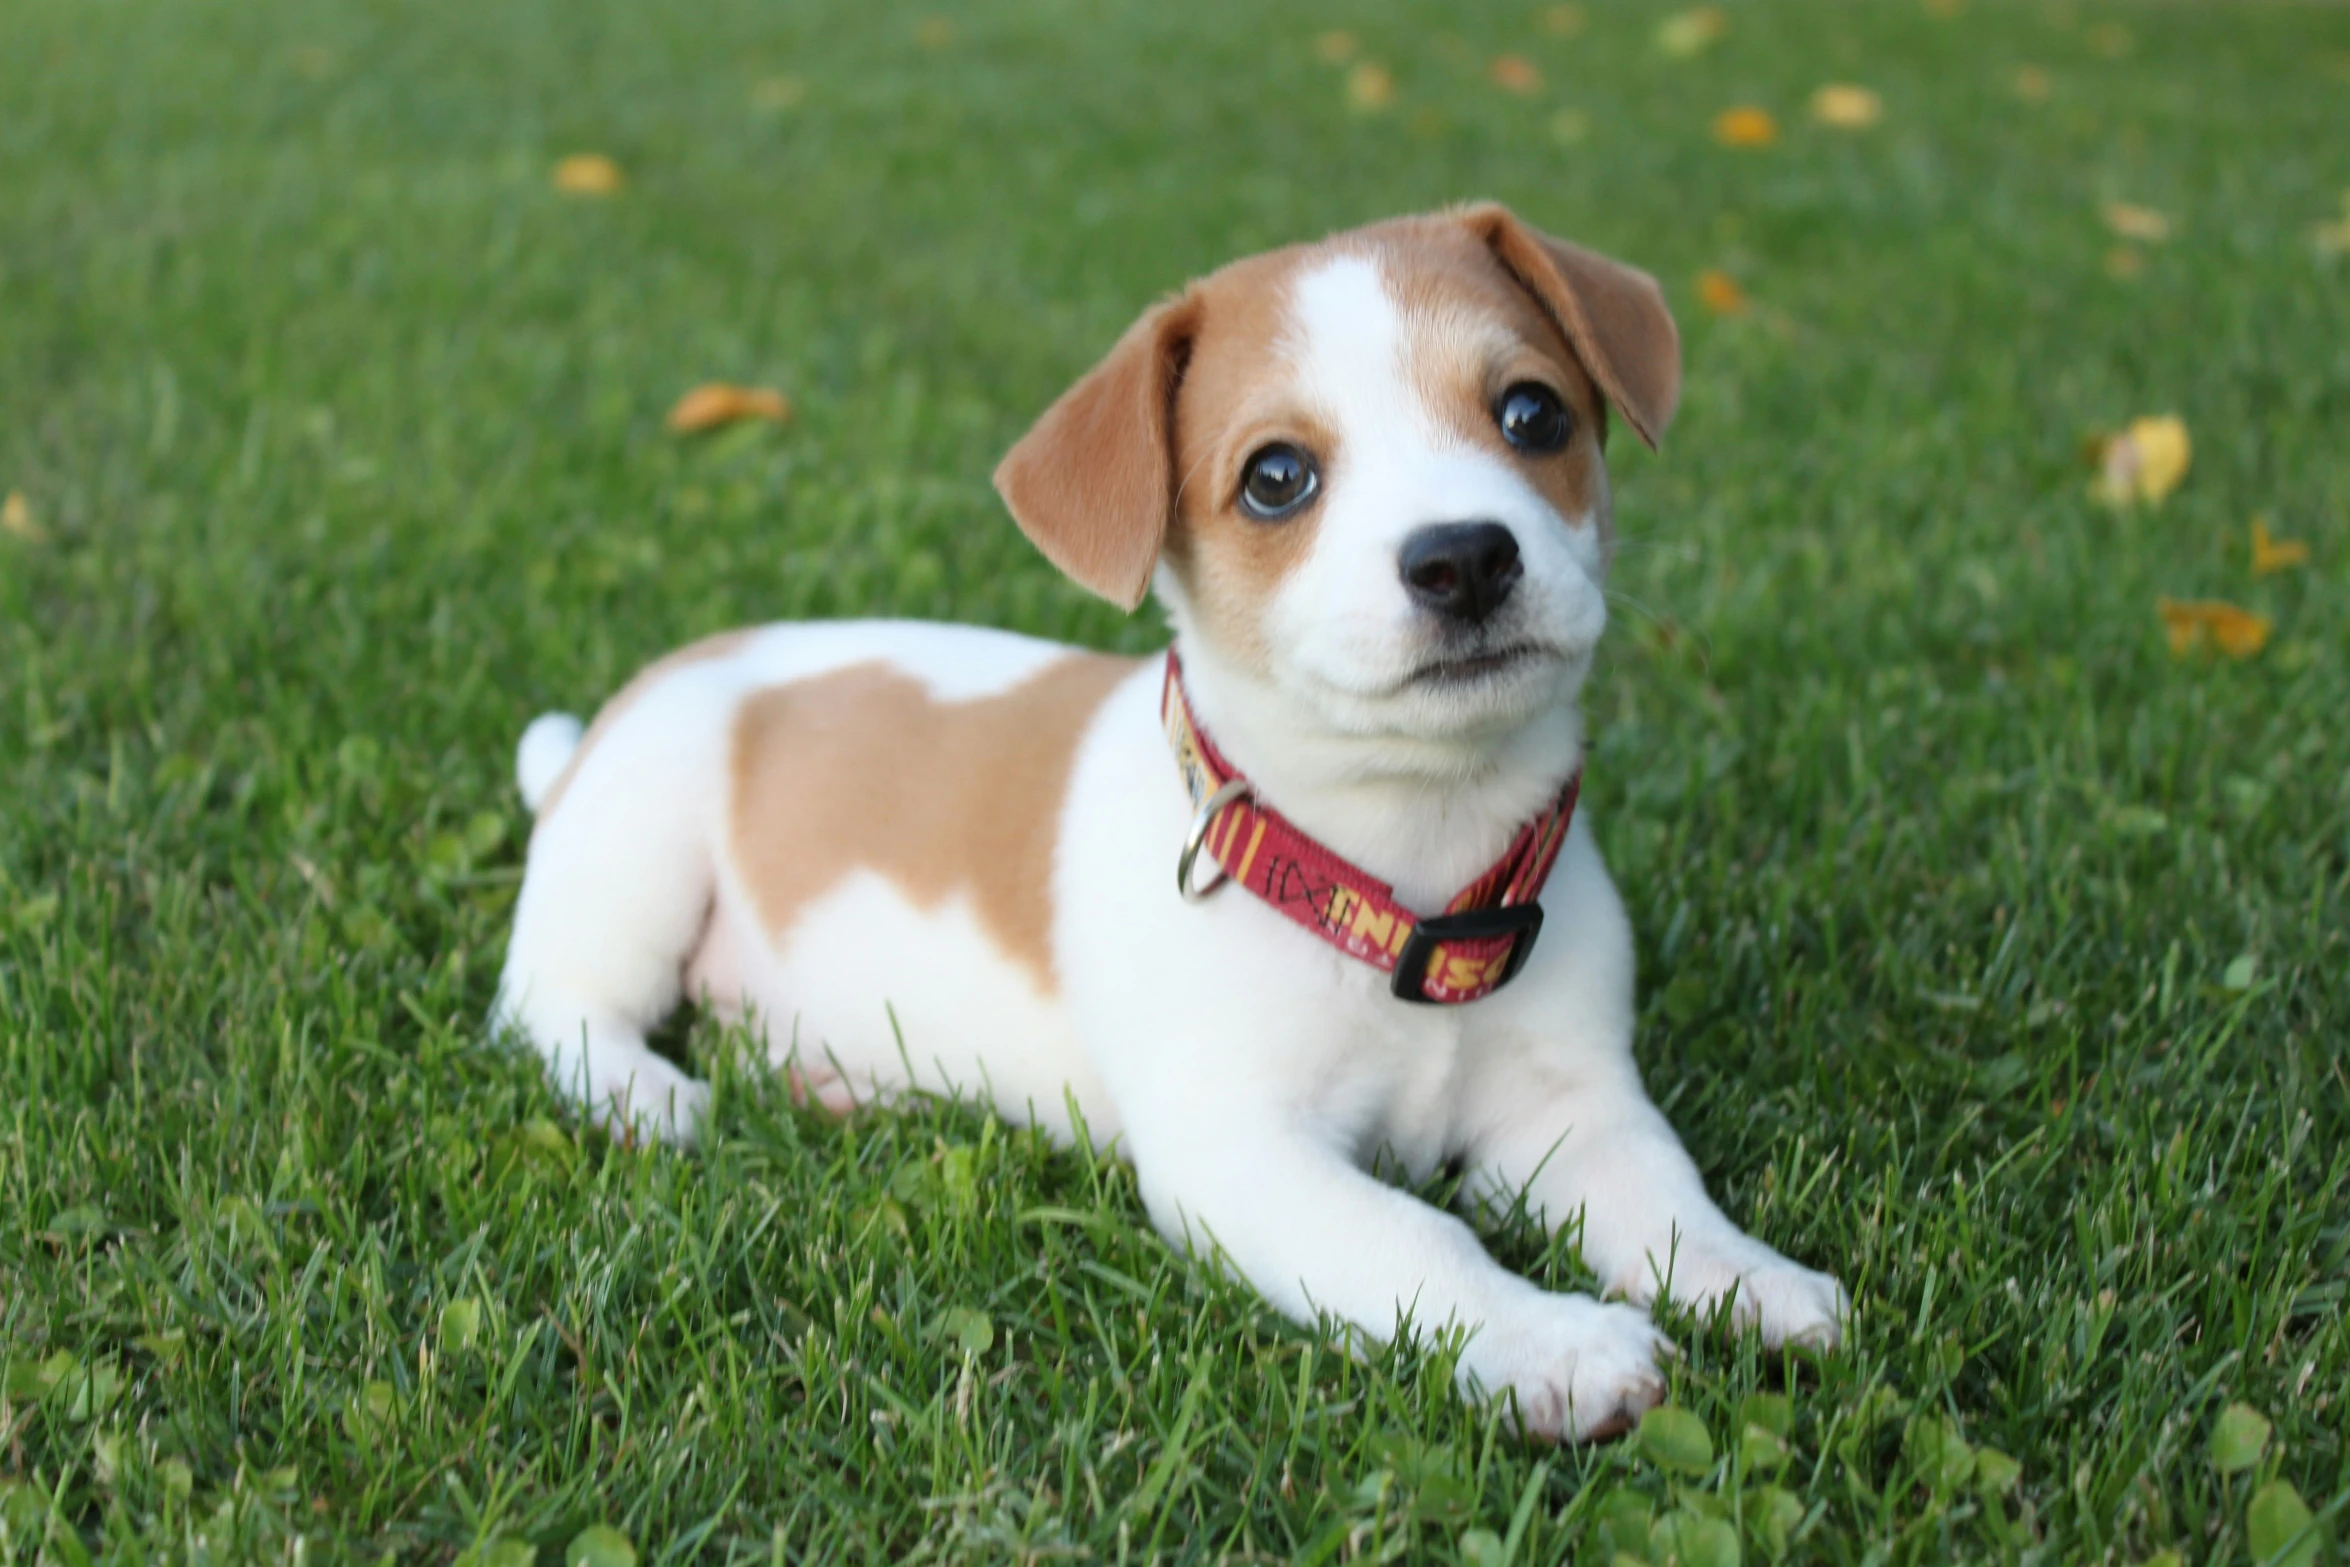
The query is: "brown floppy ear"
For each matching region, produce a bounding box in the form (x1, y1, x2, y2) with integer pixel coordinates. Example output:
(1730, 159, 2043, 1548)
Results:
(993, 292, 1201, 611)
(1457, 203, 1681, 449)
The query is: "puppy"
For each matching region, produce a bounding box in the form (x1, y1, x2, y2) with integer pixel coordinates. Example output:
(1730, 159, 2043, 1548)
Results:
(494, 204, 1846, 1441)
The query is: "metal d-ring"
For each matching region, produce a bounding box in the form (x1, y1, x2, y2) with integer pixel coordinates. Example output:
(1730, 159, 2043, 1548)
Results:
(1176, 779, 1255, 901)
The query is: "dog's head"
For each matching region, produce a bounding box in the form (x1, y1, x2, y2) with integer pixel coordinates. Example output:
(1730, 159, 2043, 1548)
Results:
(995, 204, 1678, 746)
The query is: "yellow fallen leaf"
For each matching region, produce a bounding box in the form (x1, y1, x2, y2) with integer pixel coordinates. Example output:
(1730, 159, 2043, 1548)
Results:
(2013, 65, 2052, 102)
(1347, 62, 1395, 111)
(1549, 107, 1590, 145)
(667, 384, 792, 434)
(914, 16, 954, 48)
(1697, 270, 1748, 316)
(1, 490, 43, 542)
(2126, 416, 2190, 502)
(2091, 415, 2191, 507)
(1489, 55, 1541, 94)
(750, 76, 805, 112)
(2250, 518, 2310, 576)
(1656, 7, 1728, 58)
(1540, 5, 1587, 38)
(2157, 598, 2271, 660)
(1810, 84, 1883, 128)
(2104, 246, 2143, 280)
(1714, 106, 1779, 148)
(1315, 30, 1358, 64)
(2314, 193, 2350, 256)
(552, 154, 624, 195)
(2102, 202, 2171, 243)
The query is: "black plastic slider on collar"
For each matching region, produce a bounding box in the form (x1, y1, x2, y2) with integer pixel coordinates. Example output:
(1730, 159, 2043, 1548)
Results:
(1389, 902, 1546, 1003)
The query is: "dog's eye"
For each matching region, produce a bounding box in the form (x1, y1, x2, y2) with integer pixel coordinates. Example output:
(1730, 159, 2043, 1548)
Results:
(1238, 443, 1319, 520)
(1496, 383, 1571, 453)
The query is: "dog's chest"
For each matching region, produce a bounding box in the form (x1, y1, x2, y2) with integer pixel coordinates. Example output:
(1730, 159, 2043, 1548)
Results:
(1315, 981, 1482, 1178)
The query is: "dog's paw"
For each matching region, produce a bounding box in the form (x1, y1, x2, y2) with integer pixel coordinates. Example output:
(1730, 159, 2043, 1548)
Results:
(1615, 1232, 1848, 1351)
(596, 1066, 711, 1148)
(1460, 1294, 1673, 1443)
(1736, 1259, 1847, 1350)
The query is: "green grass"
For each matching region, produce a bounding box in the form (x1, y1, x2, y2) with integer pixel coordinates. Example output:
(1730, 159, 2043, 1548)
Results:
(3, 0, 2347, 1560)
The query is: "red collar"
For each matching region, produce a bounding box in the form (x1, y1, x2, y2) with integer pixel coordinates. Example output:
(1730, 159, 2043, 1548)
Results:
(1160, 650, 1578, 1004)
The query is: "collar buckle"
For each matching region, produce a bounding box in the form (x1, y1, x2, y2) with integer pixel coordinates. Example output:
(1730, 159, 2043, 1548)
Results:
(1391, 903, 1545, 1003)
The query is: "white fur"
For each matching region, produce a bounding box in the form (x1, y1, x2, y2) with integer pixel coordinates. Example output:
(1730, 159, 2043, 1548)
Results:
(515, 713, 584, 812)
(492, 252, 1845, 1442)
(691, 866, 1112, 1140)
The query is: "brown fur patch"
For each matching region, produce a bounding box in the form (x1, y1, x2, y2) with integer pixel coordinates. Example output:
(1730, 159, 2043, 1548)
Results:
(1376, 220, 1613, 554)
(1159, 245, 1331, 672)
(1456, 204, 1681, 448)
(728, 652, 1136, 990)
(532, 629, 755, 826)
(992, 296, 1201, 610)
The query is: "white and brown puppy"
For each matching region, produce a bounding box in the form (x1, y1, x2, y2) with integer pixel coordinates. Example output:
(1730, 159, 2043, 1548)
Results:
(494, 204, 1846, 1441)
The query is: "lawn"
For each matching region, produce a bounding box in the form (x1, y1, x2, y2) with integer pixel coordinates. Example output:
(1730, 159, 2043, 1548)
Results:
(3, 0, 2347, 1560)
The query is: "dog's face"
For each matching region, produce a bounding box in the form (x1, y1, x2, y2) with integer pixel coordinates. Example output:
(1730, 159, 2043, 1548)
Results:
(1161, 226, 1626, 743)
(996, 205, 1680, 748)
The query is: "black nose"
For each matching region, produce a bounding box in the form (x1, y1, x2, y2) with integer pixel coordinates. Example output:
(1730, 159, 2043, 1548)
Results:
(1398, 522, 1523, 624)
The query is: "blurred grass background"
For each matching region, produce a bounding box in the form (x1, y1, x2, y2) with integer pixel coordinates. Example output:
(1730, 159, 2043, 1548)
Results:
(2, 0, 2346, 1561)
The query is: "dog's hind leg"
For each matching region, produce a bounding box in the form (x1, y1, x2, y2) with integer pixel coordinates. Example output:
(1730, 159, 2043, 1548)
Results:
(492, 670, 740, 1145)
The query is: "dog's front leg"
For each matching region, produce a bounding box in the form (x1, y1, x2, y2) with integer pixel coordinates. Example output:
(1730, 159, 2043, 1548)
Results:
(1463, 1060, 1847, 1350)
(1132, 1125, 1670, 1441)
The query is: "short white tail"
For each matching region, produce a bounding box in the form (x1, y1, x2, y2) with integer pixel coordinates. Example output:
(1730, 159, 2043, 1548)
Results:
(515, 713, 585, 812)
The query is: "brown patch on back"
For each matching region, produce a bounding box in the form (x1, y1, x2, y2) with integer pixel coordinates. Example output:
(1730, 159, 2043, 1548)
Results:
(533, 629, 755, 826)
(729, 652, 1136, 990)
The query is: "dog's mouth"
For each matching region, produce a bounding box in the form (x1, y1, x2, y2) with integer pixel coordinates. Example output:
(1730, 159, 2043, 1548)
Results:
(1405, 643, 1552, 687)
